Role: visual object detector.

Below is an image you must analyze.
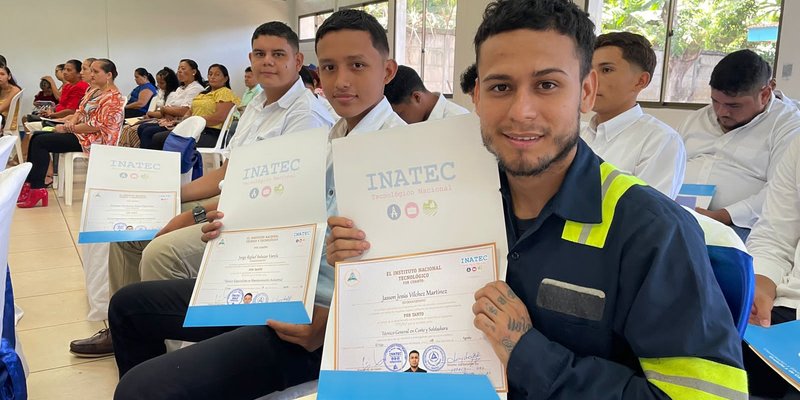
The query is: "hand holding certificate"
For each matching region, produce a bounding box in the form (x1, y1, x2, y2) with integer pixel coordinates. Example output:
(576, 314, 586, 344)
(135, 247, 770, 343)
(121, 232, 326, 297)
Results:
(184, 128, 329, 327)
(78, 145, 180, 243)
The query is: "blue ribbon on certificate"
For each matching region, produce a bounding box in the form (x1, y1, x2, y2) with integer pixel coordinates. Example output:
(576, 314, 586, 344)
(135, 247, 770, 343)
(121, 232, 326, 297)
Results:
(183, 302, 311, 327)
(78, 229, 160, 243)
(318, 370, 497, 399)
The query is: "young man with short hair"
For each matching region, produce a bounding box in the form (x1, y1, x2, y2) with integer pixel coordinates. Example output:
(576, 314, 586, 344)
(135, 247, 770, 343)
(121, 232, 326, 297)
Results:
(69, 21, 334, 358)
(581, 32, 685, 198)
(384, 65, 468, 124)
(109, 10, 403, 399)
(239, 66, 262, 111)
(680, 49, 800, 236)
(327, 0, 746, 398)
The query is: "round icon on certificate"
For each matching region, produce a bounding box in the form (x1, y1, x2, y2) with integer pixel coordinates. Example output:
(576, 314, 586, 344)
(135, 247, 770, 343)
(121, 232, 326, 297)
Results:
(383, 343, 407, 372)
(130, 173, 139, 180)
(119, 172, 128, 179)
(113, 222, 127, 231)
(423, 345, 446, 371)
(227, 289, 244, 304)
(254, 293, 269, 303)
(405, 202, 419, 219)
(275, 184, 285, 194)
(261, 186, 272, 197)
(135, 225, 147, 230)
(387, 204, 402, 221)
(249, 188, 259, 199)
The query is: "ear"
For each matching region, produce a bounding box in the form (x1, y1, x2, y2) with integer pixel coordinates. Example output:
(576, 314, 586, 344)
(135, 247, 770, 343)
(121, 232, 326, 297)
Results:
(248, 52, 254, 68)
(474, 76, 482, 116)
(580, 69, 598, 113)
(384, 59, 398, 85)
(412, 91, 423, 104)
(295, 51, 304, 72)
(634, 71, 651, 91)
(760, 85, 772, 105)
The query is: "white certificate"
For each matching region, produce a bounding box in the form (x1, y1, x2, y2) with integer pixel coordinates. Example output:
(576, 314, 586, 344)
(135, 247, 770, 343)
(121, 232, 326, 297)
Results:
(185, 128, 330, 327)
(78, 145, 180, 243)
(335, 244, 508, 392)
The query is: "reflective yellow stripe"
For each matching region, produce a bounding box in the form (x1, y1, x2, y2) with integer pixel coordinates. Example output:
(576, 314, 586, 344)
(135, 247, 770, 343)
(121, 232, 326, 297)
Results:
(561, 162, 645, 248)
(640, 357, 748, 400)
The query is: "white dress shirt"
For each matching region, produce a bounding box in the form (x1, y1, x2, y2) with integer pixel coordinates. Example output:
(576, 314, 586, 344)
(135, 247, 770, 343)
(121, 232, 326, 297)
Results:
(167, 81, 205, 108)
(581, 104, 686, 198)
(747, 134, 800, 312)
(428, 93, 469, 121)
(680, 95, 800, 228)
(775, 89, 800, 111)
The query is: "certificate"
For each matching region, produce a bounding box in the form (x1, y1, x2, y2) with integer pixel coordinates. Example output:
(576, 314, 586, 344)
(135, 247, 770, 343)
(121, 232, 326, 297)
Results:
(184, 128, 329, 327)
(319, 115, 507, 399)
(676, 184, 716, 209)
(78, 145, 180, 243)
(334, 244, 507, 392)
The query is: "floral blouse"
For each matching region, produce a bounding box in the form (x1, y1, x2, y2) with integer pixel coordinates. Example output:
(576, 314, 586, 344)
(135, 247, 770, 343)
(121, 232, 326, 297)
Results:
(73, 89, 125, 153)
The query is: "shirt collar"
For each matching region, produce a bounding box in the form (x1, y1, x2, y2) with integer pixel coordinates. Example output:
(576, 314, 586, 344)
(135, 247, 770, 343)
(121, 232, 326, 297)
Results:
(589, 104, 643, 142)
(274, 77, 306, 110)
(429, 93, 448, 120)
(500, 139, 602, 225)
(329, 97, 396, 139)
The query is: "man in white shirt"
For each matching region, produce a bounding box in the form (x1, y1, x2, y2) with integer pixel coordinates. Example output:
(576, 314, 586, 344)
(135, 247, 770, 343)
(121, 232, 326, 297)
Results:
(109, 10, 405, 399)
(238, 66, 263, 111)
(679, 49, 800, 235)
(581, 32, 685, 198)
(69, 21, 334, 358)
(743, 134, 800, 398)
(384, 65, 469, 124)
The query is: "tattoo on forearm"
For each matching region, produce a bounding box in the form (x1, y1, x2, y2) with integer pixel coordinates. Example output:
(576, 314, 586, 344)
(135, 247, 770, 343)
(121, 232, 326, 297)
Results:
(502, 337, 516, 354)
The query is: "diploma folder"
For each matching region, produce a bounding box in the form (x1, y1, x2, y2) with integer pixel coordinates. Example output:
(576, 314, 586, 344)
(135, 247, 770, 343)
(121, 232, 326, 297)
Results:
(318, 370, 497, 400)
(675, 184, 716, 210)
(744, 320, 800, 391)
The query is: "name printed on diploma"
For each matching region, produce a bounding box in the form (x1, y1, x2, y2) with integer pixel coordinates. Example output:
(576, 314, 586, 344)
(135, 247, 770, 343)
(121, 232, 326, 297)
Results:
(335, 244, 507, 392)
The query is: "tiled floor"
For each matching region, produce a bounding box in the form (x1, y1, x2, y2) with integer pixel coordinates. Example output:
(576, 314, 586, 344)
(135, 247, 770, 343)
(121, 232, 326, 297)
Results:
(10, 162, 118, 399)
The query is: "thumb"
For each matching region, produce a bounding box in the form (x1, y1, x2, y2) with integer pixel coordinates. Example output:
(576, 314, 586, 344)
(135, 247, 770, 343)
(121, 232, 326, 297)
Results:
(754, 296, 773, 327)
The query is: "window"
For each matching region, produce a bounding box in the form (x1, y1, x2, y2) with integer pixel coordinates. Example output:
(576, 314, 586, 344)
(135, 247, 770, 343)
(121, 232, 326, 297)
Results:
(298, 11, 333, 41)
(346, 1, 390, 30)
(596, 0, 783, 104)
(395, 0, 458, 95)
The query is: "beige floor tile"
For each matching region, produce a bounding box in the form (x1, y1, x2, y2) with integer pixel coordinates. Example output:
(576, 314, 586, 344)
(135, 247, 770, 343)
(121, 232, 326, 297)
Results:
(16, 290, 90, 331)
(7, 247, 81, 273)
(27, 357, 117, 400)
(9, 231, 75, 254)
(18, 320, 107, 372)
(10, 218, 68, 236)
(13, 266, 86, 298)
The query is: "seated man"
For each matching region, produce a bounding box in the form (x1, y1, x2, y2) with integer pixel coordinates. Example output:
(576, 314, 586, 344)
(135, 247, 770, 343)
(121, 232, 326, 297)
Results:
(68, 21, 335, 358)
(384, 65, 468, 124)
(745, 134, 800, 398)
(239, 66, 262, 112)
(108, 10, 403, 399)
(679, 49, 800, 237)
(581, 32, 685, 198)
(328, 0, 746, 398)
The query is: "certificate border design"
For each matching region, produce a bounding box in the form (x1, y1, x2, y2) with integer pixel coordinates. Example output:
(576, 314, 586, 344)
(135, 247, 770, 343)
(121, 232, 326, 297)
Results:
(190, 223, 319, 308)
(332, 242, 508, 393)
(81, 188, 179, 233)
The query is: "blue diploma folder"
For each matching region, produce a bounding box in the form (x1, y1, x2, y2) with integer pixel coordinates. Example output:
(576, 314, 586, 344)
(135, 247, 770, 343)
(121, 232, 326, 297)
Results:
(78, 229, 160, 244)
(183, 302, 310, 327)
(676, 184, 716, 209)
(317, 370, 498, 399)
(744, 320, 800, 390)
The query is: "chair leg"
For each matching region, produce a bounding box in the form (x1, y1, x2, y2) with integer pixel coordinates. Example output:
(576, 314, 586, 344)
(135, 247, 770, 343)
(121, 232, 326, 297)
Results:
(65, 154, 74, 206)
(57, 154, 65, 198)
(14, 135, 23, 164)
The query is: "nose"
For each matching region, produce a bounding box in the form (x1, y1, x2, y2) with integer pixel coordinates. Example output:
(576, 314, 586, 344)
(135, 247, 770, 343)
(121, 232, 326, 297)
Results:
(507, 88, 539, 125)
(334, 69, 351, 90)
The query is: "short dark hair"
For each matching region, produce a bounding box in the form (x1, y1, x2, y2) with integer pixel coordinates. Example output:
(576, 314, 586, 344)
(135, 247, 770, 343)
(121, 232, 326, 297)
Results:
(95, 58, 118, 80)
(65, 59, 82, 73)
(315, 9, 390, 57)
(384, 65, 426, 104)
(245, 66, 252, 73)
(710, 49, 771, 96)
(595, 32, 656, 79)
(460, 63, 478, 95)
(474, 0, 595, 79)
(252, 21, 299, 52)
(0, 55, 6, 67)
(299, 65, 315, 87)
(56, 63, 65, 71)
(409, 350, 419, 356)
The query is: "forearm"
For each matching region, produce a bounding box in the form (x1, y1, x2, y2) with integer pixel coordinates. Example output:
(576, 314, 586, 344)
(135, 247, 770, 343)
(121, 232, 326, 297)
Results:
(180, 164, 226, 202)
(161, 106, 189, 118)
(50, 109, 75, 118)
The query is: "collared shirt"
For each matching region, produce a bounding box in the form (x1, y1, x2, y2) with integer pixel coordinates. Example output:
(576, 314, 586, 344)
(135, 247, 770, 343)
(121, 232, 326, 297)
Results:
(428, 93, 469, 121)
(680, 95, 800, 228)
(747, 134, 800, 312)
(504, 139, 744, 398)
(167, 81, 205, 108)
(240, 84, 263, 108)
(775, 89, 800, 111)
(316, 97, 406, 307)
(226, 77, 335, 158)
(581, 104, 686, 198)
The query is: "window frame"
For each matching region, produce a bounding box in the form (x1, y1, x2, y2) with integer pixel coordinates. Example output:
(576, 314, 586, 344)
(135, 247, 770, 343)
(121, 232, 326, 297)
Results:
(586, 0, 786, 109)
(297, 9, 335, 43)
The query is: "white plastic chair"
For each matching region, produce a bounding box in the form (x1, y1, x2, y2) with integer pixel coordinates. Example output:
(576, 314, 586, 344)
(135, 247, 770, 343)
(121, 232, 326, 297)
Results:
(57, 95, 127, 206)
(198, 107, 236, 169)
(170, 116, 206, 185)
(0, 136, 17, 168)
(2, 89, 24, 164)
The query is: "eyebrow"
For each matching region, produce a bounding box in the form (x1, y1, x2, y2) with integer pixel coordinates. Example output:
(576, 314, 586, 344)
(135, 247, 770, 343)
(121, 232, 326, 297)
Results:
(483, 68, 568, 81)
(317, 54, 368, 64)
(597, 62, 615, 67)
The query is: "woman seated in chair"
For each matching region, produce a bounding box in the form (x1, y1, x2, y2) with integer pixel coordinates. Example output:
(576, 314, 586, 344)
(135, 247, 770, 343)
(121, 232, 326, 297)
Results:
(118, 67, 180, 148)
(0, 65, 21, 132)
(124, 68, 157, 118)
(18, 59, 124, 208)
(143, 63, 239, 150)
(137, 59, 205, 149)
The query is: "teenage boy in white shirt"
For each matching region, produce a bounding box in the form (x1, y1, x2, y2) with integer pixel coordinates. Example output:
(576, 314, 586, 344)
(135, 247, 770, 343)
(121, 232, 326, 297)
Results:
(581, 32, 685, 199)
(679, 49, 800, 237)
(384, 65, 469, 124)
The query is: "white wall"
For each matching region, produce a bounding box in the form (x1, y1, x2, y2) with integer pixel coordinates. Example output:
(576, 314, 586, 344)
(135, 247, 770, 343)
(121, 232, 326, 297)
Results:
(2, 0, 290, 117)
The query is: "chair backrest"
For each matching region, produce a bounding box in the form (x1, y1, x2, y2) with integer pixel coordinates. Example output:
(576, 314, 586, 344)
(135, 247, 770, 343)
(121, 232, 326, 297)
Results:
(113, 95, 128, 146)
(683, 207, 754, 338)
(3, 89, 24, 134)
(171, 116, 206, 141)
(0, 163, 32, 332)
(0, 136, 17, 170)
(214, 107, 237, 150)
